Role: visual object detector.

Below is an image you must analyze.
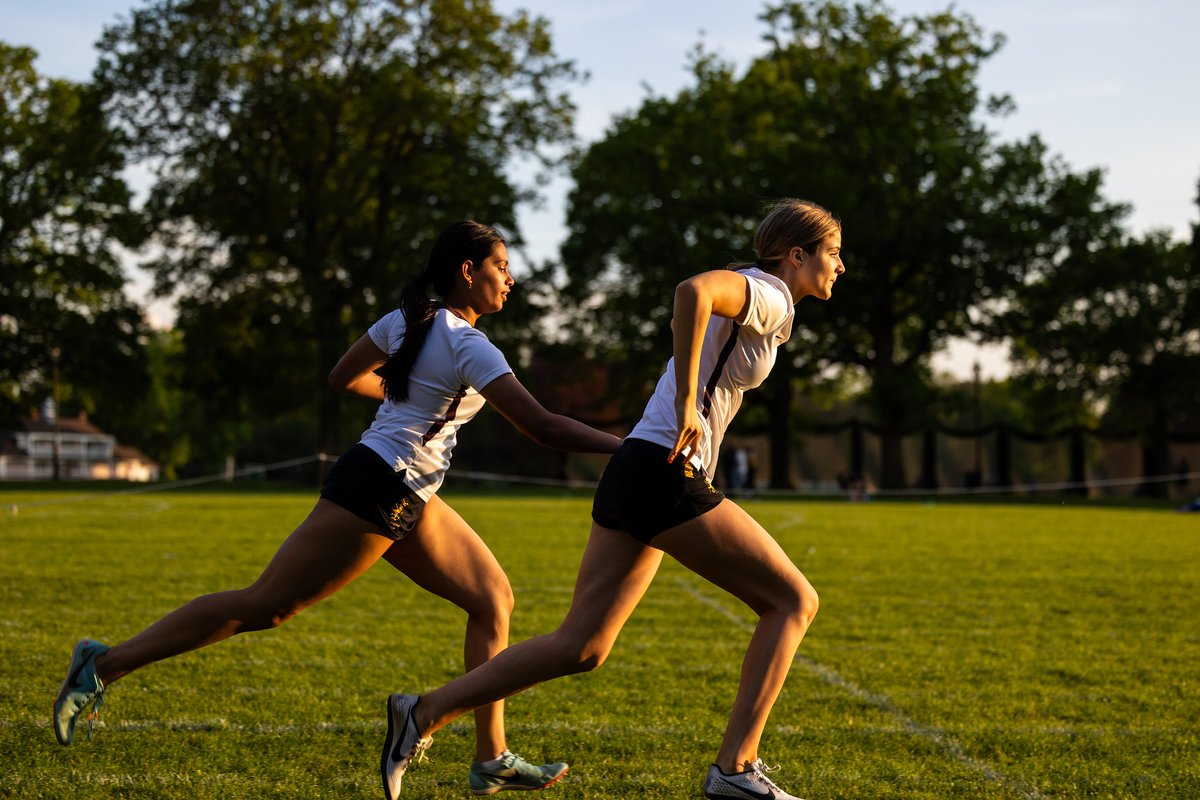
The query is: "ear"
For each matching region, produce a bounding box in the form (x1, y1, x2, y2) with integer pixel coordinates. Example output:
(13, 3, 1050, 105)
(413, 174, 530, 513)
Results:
(459, 259, 474, 286)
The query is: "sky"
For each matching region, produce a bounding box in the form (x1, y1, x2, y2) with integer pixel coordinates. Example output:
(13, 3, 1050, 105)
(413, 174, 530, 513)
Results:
(6, 0, 1200, 378)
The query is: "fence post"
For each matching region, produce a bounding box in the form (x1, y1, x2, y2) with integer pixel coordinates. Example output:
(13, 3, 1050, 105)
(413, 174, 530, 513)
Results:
(1069, 427, 1087, 496)
(995, 423, 1013, 489)
(918, 428, 938, 489)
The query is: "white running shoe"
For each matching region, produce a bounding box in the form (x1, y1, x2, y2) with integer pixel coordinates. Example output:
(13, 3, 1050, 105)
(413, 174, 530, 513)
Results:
(380, 693, 432, 799)
(703, 759, 805, 800)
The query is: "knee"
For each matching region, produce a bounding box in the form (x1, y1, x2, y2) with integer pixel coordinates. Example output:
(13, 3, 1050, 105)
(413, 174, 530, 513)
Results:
(549, 629, 613, 675)
(466, 582, 515, 631)
(795, 581, 819, 628)
(234, 588, 307, 633)
(775, 577, 819, 631)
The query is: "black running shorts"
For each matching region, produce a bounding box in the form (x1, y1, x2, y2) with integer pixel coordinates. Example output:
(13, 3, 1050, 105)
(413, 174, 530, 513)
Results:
(320, 443, 426, 540)
(591, 437, 725, 545)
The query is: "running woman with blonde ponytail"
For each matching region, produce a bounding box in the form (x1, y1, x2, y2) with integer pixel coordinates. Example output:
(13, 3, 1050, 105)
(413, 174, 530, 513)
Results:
(382, 199, 845, 800)
(54, 220, 621, 796)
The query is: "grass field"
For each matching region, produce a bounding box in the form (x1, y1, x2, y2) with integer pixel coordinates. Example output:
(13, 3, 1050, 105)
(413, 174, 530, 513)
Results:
(1, 485, 1196, 799)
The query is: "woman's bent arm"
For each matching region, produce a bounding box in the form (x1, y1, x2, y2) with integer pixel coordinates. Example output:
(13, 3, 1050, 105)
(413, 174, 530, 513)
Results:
(669, 270, 750, 462)
(481, 373, 621, 454)
(329, 334, 388, 400)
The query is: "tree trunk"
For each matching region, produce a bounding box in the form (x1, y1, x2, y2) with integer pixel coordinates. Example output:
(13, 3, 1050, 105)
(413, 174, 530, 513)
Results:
(310, 274, 347, 485)
(1138, 368, 1171, 498)
(1068, 426, 1087, 496)
(765, 367, 794, 490)
(878, 427, 907, 490)
(917, 428, 938, 489)
(994, 423, 1013, 488)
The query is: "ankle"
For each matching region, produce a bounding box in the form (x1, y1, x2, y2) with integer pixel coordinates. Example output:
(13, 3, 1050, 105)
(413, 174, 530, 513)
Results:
(716, 758, 756, 775)
(93, 652, 112, 685)
(413, 701, 432, 736)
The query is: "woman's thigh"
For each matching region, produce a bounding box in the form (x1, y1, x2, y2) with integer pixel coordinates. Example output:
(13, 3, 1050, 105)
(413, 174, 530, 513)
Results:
(553, 524, 665, 658)
(248, 498, 397, 609)
(652, 499, 813, 616)
(382, 494, 510, 615)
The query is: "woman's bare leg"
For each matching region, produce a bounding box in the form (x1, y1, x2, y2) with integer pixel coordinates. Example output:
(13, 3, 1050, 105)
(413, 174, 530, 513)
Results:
(382, 494, 515, 762)
(94, 499, 396, 684)
(653, 499, 818, 773)
(414, 524, 664, 735)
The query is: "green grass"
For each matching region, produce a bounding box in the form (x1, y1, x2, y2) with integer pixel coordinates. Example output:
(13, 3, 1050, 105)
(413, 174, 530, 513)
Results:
(1, 486, 1197, 799)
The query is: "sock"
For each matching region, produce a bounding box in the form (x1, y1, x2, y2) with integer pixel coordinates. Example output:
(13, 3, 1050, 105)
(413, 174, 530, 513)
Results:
(477, 754, 507, 770)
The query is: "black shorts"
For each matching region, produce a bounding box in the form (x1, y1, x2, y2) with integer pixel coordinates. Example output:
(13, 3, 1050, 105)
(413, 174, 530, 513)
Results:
(591, 438, 725, 545)
(320, 443, 426, 540)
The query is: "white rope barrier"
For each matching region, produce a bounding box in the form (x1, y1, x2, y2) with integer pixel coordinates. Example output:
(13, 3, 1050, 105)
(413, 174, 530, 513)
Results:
(5, 453, 1196, 516)
(5, 453, 333, 511)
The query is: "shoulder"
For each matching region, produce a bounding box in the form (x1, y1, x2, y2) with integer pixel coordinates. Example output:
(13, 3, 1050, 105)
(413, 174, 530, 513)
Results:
(448, 319, 512, 388)
(737, 268, 793, 333)
(441, 310, 494, 347)
(368, 308, 407, 349)
(741, 268, 791, 303)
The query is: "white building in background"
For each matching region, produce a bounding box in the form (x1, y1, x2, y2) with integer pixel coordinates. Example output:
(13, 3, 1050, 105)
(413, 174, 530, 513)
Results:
(0, 405, 159, 482)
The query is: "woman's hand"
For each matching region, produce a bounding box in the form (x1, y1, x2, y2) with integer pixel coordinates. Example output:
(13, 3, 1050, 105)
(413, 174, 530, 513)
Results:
(669, 399, 703, 464)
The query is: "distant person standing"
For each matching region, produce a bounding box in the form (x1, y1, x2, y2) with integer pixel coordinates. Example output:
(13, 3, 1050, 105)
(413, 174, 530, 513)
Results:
(54, 220, 621, 795)
(731, 447, 751, 496)
(381, 199, 845, 800)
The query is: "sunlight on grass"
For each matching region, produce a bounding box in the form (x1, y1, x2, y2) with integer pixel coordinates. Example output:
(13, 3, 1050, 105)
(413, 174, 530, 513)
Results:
(2, 487, 1196, 798)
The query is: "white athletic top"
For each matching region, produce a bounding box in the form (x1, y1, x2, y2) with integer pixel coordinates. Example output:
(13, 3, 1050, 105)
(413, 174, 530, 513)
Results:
(629, 268, 794, 477)
(360, 307, 512, 500)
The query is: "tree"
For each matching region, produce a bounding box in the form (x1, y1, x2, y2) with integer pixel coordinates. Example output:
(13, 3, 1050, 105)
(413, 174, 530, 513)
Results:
(94, 0, 580, 461)
(1007, 224, 1200, 496)
(559, 0, 1126, 488)
(0, 43, 147, 429)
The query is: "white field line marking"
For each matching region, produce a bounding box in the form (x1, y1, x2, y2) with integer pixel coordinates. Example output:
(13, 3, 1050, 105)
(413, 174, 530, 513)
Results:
(675, 577, 1047, 800)
(12, 715, 694, 738)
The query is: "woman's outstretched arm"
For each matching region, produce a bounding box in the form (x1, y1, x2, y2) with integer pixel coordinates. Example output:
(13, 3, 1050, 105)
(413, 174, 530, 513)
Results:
(481, 373, 621, 454)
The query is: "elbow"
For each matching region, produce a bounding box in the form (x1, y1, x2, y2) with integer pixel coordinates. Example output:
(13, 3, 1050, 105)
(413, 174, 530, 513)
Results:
(528, 414, 568, 451)
(328, 366, 357, 394)
(675, 277, 701, 302)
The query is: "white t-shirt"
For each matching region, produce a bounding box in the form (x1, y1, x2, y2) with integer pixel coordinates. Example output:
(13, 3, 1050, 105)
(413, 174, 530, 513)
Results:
(360, 307, 512, 500)
(629, 268, 794, 477)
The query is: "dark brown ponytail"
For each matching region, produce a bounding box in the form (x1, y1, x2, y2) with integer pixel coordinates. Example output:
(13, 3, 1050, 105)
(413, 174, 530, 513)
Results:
(377, 221, 505, 403)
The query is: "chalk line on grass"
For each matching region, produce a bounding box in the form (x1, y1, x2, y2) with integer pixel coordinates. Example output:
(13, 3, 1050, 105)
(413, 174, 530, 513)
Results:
(674, 576, 1047, 800)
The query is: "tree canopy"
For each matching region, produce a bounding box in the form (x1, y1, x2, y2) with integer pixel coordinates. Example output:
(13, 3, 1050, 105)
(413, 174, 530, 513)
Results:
(94, 0, 581, 460)
(0, 43, 146, 427)
(559, 0, 1128, 488)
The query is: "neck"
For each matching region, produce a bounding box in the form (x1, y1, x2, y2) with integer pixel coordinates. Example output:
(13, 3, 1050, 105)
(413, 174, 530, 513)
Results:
(761, 264, 799, 298)
(441, 302, 478, 327)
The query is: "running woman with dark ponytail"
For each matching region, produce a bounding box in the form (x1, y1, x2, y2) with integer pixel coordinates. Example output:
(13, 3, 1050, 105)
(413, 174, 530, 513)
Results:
(54, 220, 621, 795)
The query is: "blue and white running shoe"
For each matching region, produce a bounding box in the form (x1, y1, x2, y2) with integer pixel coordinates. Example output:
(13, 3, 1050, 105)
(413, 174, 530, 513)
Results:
(53, 638, 110, 745)
(469, 750, 569, 794)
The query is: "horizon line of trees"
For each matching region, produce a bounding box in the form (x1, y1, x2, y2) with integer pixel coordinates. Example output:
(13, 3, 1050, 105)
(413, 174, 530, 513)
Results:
(2, 0, 1198, 492)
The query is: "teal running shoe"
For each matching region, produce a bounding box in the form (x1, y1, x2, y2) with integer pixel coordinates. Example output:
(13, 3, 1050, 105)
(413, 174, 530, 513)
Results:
(469, 751, 569, 795)
(53, 638, 110, 745)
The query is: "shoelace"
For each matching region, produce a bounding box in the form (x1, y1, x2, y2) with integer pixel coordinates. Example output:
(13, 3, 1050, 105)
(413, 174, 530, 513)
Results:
(84, 687, 106, 741)
(411, 735, 433, 766)
(747, 759, 784, 791)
